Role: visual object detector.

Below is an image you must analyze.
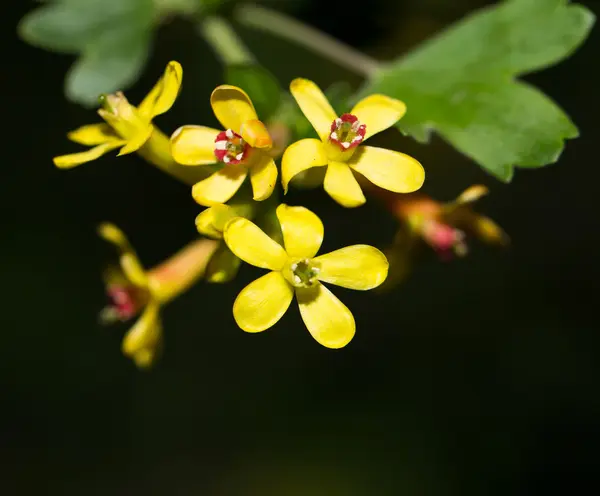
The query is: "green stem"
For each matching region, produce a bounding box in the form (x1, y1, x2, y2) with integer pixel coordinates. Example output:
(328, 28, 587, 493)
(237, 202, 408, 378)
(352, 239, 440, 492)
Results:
(233, 3, 382, 77)
(199, 15, 255, 65)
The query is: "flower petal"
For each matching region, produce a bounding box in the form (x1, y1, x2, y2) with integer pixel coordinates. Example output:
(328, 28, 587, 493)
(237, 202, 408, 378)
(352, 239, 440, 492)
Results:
(233, 271, 293, 333)
(138, 60, 183, 119)
(473, 215, 510, 246)
(211, 85, 258, 132)
(275, 204, 323, 259)
(224, 217, 287, 270)
(67, 123, 116, 145)
(98, 222, 149, 287)
(250, 153, 278, 201)
(240, 119, 272, 149)
(117, 126, 153, 156)
(290, 78, 337, 142)
(348, 146, 425, 193)
(281, 138, 328, 193)
(191, 166, 248, 206)
(350, 94, 406, 140)
(196, 206, 228, 239)
(456, 185, 489, 205)
(296, 284, 355, 349)
(170, 125, 221, 166)
(196, 201, 254, 239)
(53, 140, 125, 169)
(323, 161, 366, 208)
(122, 300, 162, 358)
(315, 245, 389, 290)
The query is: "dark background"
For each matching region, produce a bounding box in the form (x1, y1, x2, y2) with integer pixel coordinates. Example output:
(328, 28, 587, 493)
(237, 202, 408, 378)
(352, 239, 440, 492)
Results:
(2, 0, 599, 494)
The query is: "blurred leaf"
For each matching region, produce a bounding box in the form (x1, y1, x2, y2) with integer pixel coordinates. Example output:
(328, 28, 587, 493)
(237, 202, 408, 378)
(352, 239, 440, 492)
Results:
(357, 0, 595, 181)
(18, 0, 155, 106)
(324, 81, 353, 115)
(65, 31, 151, 106)
(18, 3, 101, 53)
(225, 63, 282, 120)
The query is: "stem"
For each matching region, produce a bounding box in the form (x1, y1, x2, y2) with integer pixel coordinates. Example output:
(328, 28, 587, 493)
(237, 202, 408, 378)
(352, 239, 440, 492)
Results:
(234, 3, 382, 77)
(199, 15, 255, 65)
(139, 128, 215, 186)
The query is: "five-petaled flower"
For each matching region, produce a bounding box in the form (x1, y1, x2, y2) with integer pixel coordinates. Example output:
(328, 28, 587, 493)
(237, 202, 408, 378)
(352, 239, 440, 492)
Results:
(282, 78, 425, 208)
(98, 223, 218, 368)
(53, 61, 183, 169)
(389, 185, 509, 260)
(223, 204, 389, 348)
(170, 85, 277, 206)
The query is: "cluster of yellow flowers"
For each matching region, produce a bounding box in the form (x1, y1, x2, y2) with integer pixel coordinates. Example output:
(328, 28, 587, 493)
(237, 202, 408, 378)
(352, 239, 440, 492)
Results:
(54, 61, 428, 364)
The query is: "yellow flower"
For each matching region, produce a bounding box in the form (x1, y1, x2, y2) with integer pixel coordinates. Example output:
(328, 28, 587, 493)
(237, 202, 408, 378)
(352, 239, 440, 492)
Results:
(282, 78, 425, 208)
(223, 204, 389, 348)
(98, 223, 218, 368)
(170, 85, 277, 206)
(380, 184, 508, 262)
(53, 61, 183, 169)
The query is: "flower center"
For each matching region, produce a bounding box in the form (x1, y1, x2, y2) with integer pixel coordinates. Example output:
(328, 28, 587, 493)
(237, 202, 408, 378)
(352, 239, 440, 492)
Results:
(100, 285, 144, 324)
(285, 258, 321, 288)
(422, 220, 468, 259)
(328, 113, 366, 150)
(214, 129, 250, 165)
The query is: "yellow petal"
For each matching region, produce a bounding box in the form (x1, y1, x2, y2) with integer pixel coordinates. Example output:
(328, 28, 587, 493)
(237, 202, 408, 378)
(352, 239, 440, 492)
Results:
(211, 85, 258, 132)
(323, 161, 366, 208)
(170, 125, 221, 166)
(240, 119, 272, 149)
(120, 252, 149, 288)
(281, 138, 328, 193)
(290, 78, 337, 142)
(250, 153, 277, 201)
(196, 207, 227, 239)
(296, 284, 355, 349)
(348, 146, 425, 193)
(98, 222, 131, 249)
(117, 126, 153, 156)
(195, 202, 254, 239)
(53, 140, 125, 169)
(97, 222, 149, 288)
(223, 217, 287, 270)
(233, 271, 293, 333)
(275, 204, 323, 258)
(350, 94, 406, 141)
(315, 245, 388, 290)
(67, 123, 116, 145)
(474, 215, 510, 246)
(191, 166, 248, 206)
(122, 300, 161, 356)
(138, 60, 183, 119)
(456, 185, 489, 205)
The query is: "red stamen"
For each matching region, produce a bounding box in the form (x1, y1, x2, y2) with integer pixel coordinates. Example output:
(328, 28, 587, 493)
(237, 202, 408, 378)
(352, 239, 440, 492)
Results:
(328, 113, 366, 151)
(214, 129, 249, 165)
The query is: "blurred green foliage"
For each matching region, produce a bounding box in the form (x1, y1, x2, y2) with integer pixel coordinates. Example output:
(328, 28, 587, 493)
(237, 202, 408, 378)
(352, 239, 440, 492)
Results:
(19, 0, 156, 106)
(17, 0, 595, 181)
(358, 0, 595, 181)
(225, 63, 282, 120)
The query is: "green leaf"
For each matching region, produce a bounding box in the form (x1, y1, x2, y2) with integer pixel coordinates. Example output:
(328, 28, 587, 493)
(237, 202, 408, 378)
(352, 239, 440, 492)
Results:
(225, 63, 282, 120)
(357, 0, 595, 181)
(65, 31, 151, 107)
(18, 0, 155, 106)
(18, 4, 100, 53)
